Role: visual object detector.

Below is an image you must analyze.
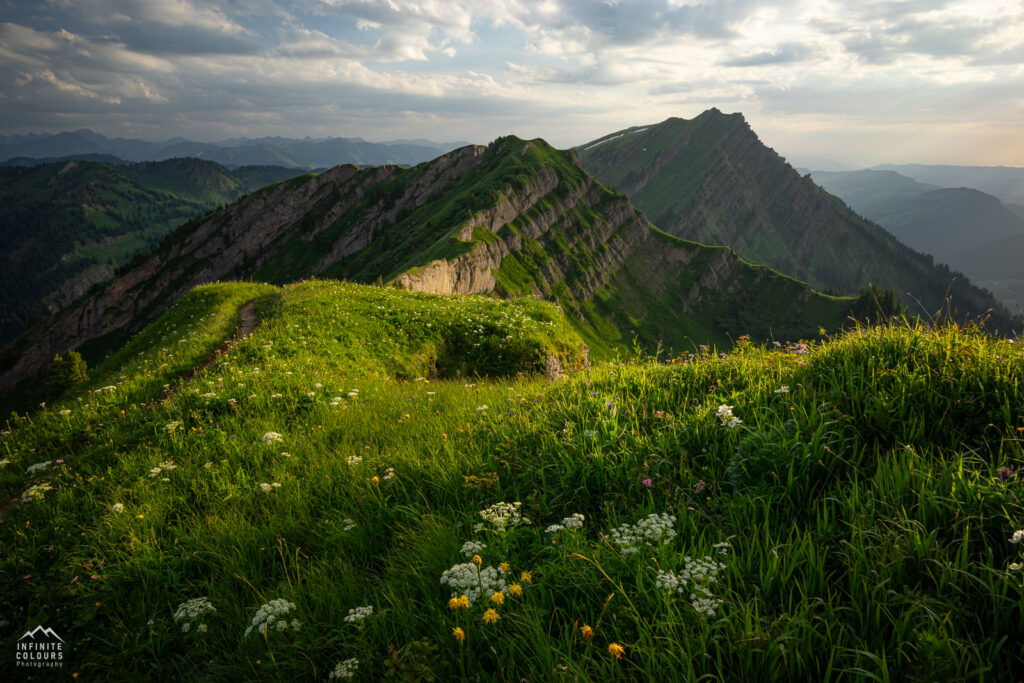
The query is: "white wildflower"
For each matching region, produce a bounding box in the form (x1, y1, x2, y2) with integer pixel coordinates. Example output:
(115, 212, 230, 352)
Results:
(479, 501, 526, 532)
(111, 503, 125, 513)
(329, 658, 359, 680)
(262, 432, 284, 444)
(258, 482, 282, 493)
(164, 421, 182, 434)
(606, 512, 677, 555)
(174, 597, 216, 634)
(347, 455, 362, 466)
(461, 540, 487, 558)
(440, 562, 508, 606)
(26, 461, 53, 475)
(344, 605, 374, 623)
(21, 483, 54, 503)
(774, 385, 790, 394)
(546, 513, 585, 533)
(245, 599, 299, 636)
(1012, 529, 1024, 544)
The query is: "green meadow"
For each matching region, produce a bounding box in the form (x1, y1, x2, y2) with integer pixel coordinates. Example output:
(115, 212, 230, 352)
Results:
(2, 279, 1023, 680)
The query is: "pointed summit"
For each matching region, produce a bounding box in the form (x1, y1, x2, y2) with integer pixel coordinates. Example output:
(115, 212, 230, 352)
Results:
(19, 625, 63, 642)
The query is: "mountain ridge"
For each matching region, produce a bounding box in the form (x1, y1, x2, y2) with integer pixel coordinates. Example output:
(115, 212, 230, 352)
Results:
(0, 135, 872, 405)
(576, 110, 1012, 326)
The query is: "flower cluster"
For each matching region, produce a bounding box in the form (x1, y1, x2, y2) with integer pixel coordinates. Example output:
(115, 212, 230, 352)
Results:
(328, 658, 359, 680)
(344, 605, 373, 623)
(1010, 529, 1024, 544)
(461, 540, 486, 558)
(258, 482, 282, 493)
(244, 599, 301, 636)
(545, 513, 585, 533)
(164, 420, 182, 434)
(21, 483, 53, 503)
(714, 404, 742, 428)
(440, 562, 508, 606)
(606, 513, 677, 555)
(261, 432, 284, 444)
(26, 461, 53, 475)
(655, 555, 727, 617)
(478, 501, 527, 532)
(173, 597, 216, 634)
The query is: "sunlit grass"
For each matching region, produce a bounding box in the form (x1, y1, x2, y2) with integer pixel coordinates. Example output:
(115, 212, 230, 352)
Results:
(2, 280, 1022, 680)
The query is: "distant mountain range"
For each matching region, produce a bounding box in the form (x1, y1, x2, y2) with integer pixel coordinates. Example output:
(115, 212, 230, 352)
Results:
(0, 129, 470, 169)
(576, 110, 1010, 325)
(872, 164, 1024, 207)
(0, 158, 303, 346)
(812, 168, 1024, 312)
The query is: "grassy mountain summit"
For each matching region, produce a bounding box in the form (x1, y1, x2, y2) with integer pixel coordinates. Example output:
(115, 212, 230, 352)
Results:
(1, 279, 1022, 679)
(0, 158, 301, 346)
(0, 135, 878, 406)
(577, 110, 1011, 325)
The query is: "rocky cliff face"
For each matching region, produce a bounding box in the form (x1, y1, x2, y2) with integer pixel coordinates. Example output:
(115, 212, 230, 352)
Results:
(1, 134, 857, 401)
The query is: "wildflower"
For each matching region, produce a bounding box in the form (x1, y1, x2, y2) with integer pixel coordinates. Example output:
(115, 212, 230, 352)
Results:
(476, 404, 488, 412)
(461, 540, 486, 558)
(21, 483, 53, 503)
(174, 597, 216, 634)
(261, 432, 284, 444)
(448, 597, 462, 610)
(453, 627, 465, 643)
(245, 599, 299, 636)
(111, 503, 125, 513)
(642, 478, 653, 488)
(441, 564, 507, 606)
(482, 609, 500, 624)
(472, 554, 483, 566)
(581, 624, 594, 640)
(382, 467, 395, 481)
(1010, 563, 1022, 571)
(490, 591, 505, 606)
(714, 404, 742, 428)
(26, 461, 53, 475)
(59, 409, 72, 416)
(347, 455, 362, 466)
(258, 482, 282, 493)
(774, 385, 790, 394)
(0, 459, 9, 468)
(1011, 530, 1024, 544)
(344, 605, 373, 623)
(508, 583, 522, 597)
(371, 476, 380, 485)
(342, 518, 356, 531)
(607, 512, 677, 554)
(328, 658, 359, 680)
(479, 501, 526, 531)
(608, 642, 625, 659)
(499, 562, 510, 572)
(520, 570, 532, 584)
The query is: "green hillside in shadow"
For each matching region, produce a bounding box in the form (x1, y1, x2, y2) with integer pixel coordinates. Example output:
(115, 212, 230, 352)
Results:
(0, 158, 302, 346)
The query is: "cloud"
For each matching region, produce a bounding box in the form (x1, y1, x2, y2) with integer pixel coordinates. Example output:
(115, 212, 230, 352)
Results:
(721, 42, 816, 67)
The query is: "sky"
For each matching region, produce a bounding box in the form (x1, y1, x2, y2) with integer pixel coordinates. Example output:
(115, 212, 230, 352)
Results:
(0, 0, 1022, 167)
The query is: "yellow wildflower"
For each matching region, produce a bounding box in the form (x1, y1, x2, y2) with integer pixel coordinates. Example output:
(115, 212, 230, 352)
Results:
(473, 555, 483, 566)
(490, 591, 505, 606)
(458, 595, 470, 609)
(448, 597, 461, 610)
(499, 562, 510, 572)
(508, 583, 523, 597)
(371, 476, 380, 484)
(581, 624, 594, 640)
(608, 642, 625, 659)
(520, 570, 532, 584)
(453, 627, 465, 643)
(482, 609, 500, 624)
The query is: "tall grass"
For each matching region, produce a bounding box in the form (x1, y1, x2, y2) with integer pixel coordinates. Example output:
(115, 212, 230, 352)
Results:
(2, 281, 1022, 680)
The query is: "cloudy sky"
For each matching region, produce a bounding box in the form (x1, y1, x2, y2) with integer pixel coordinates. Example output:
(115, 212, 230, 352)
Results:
(1, 0, 1022, 166)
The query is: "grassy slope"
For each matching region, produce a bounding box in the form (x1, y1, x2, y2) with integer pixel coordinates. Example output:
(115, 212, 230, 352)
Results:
(2, 279, 1023, 681)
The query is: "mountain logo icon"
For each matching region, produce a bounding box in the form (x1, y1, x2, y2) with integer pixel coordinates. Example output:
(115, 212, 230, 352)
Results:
(18, 626, 63, 642)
